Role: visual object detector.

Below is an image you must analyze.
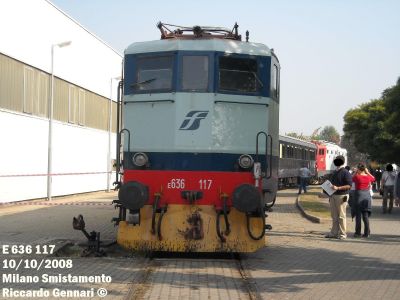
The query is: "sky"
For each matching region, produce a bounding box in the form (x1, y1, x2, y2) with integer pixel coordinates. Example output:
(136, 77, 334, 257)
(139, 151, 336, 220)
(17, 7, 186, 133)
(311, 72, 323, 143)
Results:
(51, 0, 400, 136)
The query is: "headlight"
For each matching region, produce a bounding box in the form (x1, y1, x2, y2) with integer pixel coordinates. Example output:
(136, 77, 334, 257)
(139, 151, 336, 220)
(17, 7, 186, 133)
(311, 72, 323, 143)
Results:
(238, 154, 254, 169)
(132, 152, 148, 167)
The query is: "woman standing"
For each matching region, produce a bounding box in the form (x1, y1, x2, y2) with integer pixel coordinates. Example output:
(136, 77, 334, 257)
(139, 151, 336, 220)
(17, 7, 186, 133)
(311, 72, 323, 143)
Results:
(352, 164, 375, 238)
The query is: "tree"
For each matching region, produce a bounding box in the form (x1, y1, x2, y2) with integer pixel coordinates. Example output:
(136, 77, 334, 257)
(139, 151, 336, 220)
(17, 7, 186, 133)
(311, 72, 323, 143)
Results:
(316, 126, 341, 144)
(285, 127, 341, 143)
(343, 78, 400, 164)
(382, 77, 400, 161)
(343, 99, 388, 161)
(286, 132, 308, 140)
(310, 127, 321, 141)
(340, 135, 368, 166)
(286, 132, 300, 138)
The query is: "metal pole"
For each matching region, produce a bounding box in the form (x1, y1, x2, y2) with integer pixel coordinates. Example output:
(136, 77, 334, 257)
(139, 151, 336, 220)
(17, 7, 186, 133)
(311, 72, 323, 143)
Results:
(47, 41, 71, 201)
(47, 45, 55, 201)
(107, 79, 112, 192)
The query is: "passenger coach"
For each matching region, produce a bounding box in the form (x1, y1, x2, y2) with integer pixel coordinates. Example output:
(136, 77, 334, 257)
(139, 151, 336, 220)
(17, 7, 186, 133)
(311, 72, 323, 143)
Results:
(113, 23, 280, 252)
(278, 135, 317, 187)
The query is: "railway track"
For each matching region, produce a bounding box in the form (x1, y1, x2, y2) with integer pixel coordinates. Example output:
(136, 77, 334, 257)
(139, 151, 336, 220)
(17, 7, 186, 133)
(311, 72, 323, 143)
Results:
(232, 253, 262, 300)
(125, 252, 261, 300)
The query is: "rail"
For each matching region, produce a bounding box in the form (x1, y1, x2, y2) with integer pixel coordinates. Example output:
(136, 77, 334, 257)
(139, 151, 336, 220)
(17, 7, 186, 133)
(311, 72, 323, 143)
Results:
(124, 99, 175, 104)
(214, 100, 268, 106)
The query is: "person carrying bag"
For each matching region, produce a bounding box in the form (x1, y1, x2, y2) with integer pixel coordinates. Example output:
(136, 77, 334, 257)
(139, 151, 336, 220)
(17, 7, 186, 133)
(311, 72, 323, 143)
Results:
(352, 164, 375, 238)
(380, 164, 396, 213)
(325, 155, 352, 240)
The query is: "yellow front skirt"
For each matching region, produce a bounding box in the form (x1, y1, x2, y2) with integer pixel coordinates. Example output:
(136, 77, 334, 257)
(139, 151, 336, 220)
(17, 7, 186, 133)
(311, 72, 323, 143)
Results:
(117, 204, 266, 252)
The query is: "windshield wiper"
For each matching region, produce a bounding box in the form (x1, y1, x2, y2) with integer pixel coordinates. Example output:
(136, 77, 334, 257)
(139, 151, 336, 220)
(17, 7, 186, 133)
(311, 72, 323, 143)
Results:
(242, 61, 264, 88)
(252, 72, 264, 88)
(130, 78, 157, 88)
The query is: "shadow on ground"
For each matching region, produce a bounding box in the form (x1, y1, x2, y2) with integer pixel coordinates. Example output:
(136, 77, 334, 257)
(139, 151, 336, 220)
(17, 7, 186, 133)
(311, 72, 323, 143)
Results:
(243, 242, 400, 294)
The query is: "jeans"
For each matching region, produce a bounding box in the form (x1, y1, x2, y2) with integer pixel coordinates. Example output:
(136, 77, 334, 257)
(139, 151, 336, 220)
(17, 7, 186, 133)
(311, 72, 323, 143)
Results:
(298, 177, 308, 194)
(355, 211, 370, 235)
(376, 180, 381, 191)
(383, 185, 394, 212)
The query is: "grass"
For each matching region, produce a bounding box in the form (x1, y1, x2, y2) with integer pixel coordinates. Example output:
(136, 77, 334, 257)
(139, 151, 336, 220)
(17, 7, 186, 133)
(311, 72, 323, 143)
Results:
(299, 187, 331, 219)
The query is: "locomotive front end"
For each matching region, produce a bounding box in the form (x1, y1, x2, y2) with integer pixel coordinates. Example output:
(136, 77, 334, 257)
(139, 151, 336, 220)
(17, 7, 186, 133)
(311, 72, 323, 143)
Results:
(113, 23, 280, 252)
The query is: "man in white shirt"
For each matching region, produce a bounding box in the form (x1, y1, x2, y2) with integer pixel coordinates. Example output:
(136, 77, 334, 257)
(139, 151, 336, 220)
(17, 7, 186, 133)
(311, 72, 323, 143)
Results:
(298, 165, 311, 194)
(381, 164, 397, 213)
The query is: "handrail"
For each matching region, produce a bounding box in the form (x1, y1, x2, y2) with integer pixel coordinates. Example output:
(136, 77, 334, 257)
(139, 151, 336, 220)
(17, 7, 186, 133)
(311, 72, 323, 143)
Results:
(256, 132, 268, 177)
(267, 134, 273, 179)
(115, 128, 131, 187)
(119, 129, 131, 154)
(115, 80, 123, 186)
(215, 100, 268, 106)
(124, 99, 175, 104)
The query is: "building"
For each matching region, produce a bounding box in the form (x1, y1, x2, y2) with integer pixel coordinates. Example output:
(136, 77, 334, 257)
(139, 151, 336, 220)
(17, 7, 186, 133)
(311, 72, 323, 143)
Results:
(0, 0, 123, 202)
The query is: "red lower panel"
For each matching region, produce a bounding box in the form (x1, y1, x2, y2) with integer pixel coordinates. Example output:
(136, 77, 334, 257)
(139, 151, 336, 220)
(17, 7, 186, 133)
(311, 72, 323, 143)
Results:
(123, 170, 255, 208)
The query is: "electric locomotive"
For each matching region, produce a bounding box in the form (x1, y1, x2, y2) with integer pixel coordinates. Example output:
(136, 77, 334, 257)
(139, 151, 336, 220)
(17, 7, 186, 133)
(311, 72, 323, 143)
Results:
(113, 22, 280, 252)
(313, 140, 347, 182)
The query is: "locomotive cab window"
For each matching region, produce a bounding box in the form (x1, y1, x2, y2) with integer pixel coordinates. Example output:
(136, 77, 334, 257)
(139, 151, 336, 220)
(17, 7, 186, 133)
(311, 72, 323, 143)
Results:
(218, 56, 261, 93)
(181, 56, 209, 91)
(134, 56, 173, 92)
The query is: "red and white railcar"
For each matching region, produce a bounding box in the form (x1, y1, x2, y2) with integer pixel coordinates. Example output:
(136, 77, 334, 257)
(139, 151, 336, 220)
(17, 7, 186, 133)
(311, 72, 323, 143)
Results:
(313, 140, 347, 180)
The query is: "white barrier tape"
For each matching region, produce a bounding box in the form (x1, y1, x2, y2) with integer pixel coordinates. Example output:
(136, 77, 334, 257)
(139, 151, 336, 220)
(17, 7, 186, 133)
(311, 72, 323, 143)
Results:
(0, 171, 113, 178)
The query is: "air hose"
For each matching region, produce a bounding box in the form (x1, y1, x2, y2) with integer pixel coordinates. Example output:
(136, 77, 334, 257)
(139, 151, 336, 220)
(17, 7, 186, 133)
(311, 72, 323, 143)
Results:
(216, 211, 226, 243)
(151, 194, 161, 234)
(246, 209, 265, 240)
(157, 207, 166, 241)
(222, 195, 231, 235)
(216, 195, 231, 243)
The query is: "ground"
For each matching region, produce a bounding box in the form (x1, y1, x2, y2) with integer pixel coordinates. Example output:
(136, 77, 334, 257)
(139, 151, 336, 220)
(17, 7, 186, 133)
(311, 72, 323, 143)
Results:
(0, 189, 399, 300)
(248, 190, 400, 299)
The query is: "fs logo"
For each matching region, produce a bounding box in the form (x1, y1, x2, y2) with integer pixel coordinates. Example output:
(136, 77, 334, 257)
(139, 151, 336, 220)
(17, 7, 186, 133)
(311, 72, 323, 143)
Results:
(179, 111, 209, 130)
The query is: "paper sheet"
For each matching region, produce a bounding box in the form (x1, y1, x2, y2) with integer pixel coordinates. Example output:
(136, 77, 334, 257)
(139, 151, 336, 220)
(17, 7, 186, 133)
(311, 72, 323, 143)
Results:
(321, 180, 336, 196)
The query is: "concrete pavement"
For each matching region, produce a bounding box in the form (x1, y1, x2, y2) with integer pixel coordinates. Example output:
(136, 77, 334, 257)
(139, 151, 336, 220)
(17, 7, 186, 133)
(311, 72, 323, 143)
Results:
(245, 190, 400, 299)
(0, 190, 399, 299)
